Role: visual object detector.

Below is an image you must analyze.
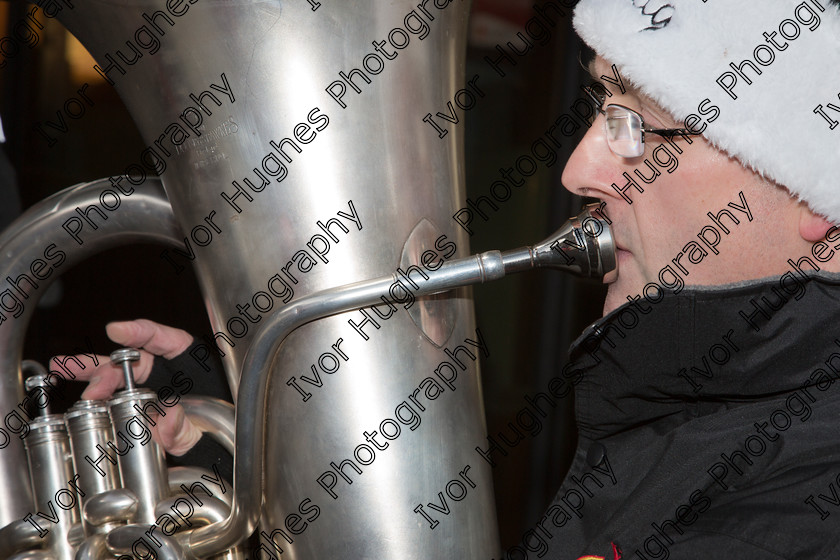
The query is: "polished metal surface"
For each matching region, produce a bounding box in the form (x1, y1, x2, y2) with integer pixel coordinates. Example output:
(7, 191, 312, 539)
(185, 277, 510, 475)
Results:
(8, 551, 55, 560)
(0, 519, 50, 559)
(155, 493, 247, 560)
(108, 350, 142, 392)
(108, 390, 169, 525)
(167, 467, 233, 509)
(186, 205, 615, 557)
(72, 534, 108, 560)
(502, 204, 618, 281)
(0, 0, 619, 557)
(179, 398, 236, 456)
(0, 178, 179, 527)
(65, 401, 122, 536)
(0, 185, 613, 560)
(81, 489, 138, 528)
(23, 416, 80, 560)
(106, 525, 185, 560)
(48, 1, 498, 558)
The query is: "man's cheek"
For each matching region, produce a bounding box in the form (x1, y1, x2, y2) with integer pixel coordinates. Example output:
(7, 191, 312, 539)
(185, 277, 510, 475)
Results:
(652, 144, 678, 173)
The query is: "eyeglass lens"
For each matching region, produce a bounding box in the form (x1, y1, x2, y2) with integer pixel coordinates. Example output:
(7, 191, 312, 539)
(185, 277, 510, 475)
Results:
(605, 105, 644, 158)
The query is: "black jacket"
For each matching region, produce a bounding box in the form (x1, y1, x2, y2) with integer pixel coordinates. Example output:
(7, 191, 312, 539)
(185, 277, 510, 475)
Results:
(522, 273, 840, 560)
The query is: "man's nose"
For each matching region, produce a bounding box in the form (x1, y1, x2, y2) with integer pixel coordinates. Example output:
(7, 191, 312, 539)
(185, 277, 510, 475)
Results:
(561, 115, 620, 201)
(561, 114, 644, 205)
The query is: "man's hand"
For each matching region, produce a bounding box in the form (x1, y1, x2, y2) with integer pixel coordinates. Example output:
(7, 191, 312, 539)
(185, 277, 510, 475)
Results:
(53, 319, 203, 456)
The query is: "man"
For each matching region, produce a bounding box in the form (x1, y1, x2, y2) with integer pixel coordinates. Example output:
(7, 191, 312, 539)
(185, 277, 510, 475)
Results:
(504, 1, 840, 558)
(61, 0, 840, 557)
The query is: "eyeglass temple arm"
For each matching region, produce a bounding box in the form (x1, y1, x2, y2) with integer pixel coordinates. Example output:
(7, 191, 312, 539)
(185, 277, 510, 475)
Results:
(644, 126, 701, 137)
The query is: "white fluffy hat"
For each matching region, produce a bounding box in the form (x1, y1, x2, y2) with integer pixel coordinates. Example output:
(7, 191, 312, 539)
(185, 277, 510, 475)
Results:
(573, 0, 840, 223)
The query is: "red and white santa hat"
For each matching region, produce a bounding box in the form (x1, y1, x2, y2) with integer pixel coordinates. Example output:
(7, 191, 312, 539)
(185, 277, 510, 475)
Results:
(573, 0, 840, 223)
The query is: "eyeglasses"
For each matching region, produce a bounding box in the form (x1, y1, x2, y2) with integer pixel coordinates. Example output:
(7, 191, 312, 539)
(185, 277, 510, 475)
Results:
(584, 88, 700, 158)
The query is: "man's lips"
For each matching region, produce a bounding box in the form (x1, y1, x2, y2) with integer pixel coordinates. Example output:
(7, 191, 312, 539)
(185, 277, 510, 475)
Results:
(616, 249, 632, 271)
(614, 239, 631, 255)
(614, 242, 632, 273)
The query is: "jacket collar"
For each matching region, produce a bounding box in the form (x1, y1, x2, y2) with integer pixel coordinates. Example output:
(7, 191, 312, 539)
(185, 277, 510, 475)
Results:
(567, 272, 840, 439)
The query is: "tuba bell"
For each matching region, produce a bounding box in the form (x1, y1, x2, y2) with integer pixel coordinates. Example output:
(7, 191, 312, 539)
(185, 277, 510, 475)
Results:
(0, 1, 616, 558)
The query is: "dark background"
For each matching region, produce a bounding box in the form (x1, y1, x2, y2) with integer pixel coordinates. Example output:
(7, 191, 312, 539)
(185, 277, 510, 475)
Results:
(0, 0, 603, 550)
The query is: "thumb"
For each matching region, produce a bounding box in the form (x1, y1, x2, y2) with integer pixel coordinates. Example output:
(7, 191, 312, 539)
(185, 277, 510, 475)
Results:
(153, 405, 203, 456)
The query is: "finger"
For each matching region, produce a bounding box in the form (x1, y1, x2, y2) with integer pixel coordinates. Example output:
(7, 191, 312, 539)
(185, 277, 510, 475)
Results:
(106, 319, 193, 360)
(58, 347, 156, 392)
(70, 353, 156, 401)
(81, 368, 128, 400)
(152, 405, 203, 457)
(49, 354, 110, 382)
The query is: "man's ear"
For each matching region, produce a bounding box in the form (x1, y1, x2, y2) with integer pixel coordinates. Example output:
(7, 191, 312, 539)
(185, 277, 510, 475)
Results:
(799, 204, 835, 242)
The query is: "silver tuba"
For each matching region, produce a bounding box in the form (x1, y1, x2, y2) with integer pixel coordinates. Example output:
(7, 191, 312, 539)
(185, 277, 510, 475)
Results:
(0, 1, 616, 558)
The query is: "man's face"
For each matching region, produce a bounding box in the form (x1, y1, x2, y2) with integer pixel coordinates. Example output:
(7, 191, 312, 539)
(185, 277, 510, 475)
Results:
(562, 56, 807, 315)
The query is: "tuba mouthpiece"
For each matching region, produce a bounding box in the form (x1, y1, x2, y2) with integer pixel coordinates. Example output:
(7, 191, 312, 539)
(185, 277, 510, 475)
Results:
(500, 203, 618, 282)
